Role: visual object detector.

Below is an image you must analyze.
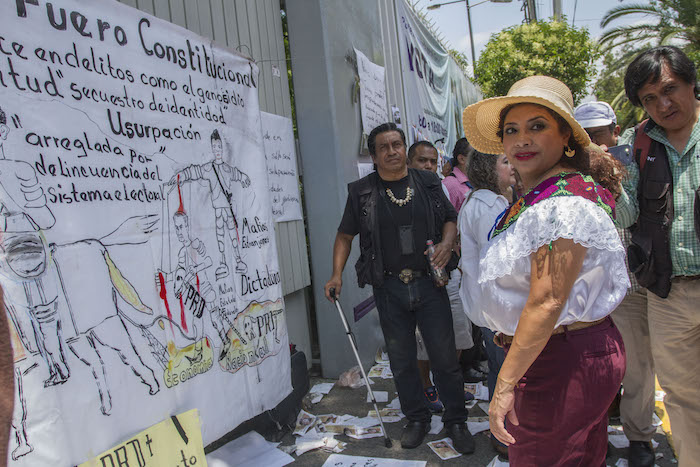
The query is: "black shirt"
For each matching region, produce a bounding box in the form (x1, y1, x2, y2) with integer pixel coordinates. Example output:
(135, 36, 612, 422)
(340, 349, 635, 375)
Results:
(339, 174, 430, 274)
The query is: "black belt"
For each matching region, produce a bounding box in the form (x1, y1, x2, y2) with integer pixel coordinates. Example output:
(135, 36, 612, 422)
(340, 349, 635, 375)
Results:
(385, 268, 427, 284)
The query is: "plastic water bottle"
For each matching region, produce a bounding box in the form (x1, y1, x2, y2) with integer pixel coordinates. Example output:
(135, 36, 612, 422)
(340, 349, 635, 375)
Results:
(426, 240, 449, 287)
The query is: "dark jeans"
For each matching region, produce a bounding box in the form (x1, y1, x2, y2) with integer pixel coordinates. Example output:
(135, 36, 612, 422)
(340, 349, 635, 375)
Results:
(480, 327, 506, 400)
(481, 327, 507, 449)
(373, 276, 467, 425)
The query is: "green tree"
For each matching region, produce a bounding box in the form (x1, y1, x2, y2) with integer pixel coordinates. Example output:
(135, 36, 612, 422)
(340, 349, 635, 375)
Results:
(594, 50, 648, 131)
(595, 1, 698, 129)
(599, 0, 699, 62)
(475, 20, 599, 103)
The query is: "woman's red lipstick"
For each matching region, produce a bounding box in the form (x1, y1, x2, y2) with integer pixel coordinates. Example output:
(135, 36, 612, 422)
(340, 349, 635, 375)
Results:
(515, 152, 536, 161)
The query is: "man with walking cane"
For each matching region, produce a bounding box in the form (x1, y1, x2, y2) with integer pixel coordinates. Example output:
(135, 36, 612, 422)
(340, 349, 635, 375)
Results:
(324, 123, 473, 454)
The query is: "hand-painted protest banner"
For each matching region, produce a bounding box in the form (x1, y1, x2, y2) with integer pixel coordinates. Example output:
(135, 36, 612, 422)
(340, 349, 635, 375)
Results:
(79, 409, 206, 467)
(395, 0, 481, 166)
(0, 1, 291, 465)
(354, 48, 388, 134)
(260, 112, 303, 222)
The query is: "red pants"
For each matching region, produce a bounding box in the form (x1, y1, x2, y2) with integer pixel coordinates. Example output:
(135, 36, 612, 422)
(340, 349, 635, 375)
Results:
(507, 317, 626, 466)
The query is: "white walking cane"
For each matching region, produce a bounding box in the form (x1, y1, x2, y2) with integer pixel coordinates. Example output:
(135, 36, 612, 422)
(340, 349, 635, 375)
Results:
(329, 287, 392, 448)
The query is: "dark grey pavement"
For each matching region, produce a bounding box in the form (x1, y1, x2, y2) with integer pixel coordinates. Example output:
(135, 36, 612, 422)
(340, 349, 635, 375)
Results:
(279, 376, 676, 466)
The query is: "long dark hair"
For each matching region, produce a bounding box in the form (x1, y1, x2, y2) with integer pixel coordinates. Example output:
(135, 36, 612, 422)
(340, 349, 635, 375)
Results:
(466, 151, 501, 195)
(497, 103, 624, 198)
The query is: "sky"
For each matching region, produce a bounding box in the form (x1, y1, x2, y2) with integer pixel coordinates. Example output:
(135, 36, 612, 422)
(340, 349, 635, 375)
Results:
(413, 0, 651, 74)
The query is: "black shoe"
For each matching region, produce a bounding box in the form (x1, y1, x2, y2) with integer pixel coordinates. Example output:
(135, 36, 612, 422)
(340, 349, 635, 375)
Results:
(400, 421, 430, 449)
(445, 423, 475, 454)
(628, 440, 654, 467)
(490, 434, 509, 459)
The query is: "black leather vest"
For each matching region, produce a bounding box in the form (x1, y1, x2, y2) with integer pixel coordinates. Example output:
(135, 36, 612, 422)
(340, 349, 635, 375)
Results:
(351, 169, 454, 288)
(627, 122, 674, 298)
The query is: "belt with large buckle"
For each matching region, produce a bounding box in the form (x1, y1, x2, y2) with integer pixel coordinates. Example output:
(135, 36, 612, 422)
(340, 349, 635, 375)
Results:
(394, 268, 425, 284)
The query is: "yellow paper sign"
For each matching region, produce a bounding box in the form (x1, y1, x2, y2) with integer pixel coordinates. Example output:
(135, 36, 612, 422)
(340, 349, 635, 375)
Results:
(79, 409, 207, 467)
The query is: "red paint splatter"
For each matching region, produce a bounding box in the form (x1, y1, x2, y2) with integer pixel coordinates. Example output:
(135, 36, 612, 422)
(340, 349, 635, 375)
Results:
(179, 295, 188, 333)
(196, 274, 200, 293)
(176, 174, 186, 215)
(205, 337, 210, 348)
(158, 272, 174, 333)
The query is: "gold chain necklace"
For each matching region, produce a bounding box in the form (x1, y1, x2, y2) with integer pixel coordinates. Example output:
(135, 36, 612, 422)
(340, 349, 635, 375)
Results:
(386, 187, 413, 206)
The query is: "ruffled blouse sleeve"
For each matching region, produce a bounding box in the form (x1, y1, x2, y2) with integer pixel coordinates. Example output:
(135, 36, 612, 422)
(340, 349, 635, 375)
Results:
(475, 196, 630, 335)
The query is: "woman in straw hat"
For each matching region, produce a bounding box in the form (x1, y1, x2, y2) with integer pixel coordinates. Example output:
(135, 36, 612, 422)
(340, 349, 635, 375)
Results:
(462, 76, 628, 465)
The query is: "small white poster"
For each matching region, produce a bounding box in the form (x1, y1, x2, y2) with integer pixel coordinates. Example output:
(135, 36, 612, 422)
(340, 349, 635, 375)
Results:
(354, 48, 388, 134)
(261, 112, 303, 222)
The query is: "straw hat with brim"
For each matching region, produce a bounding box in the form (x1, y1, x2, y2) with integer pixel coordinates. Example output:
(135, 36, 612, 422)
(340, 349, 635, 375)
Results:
(463, 76, 592, 155)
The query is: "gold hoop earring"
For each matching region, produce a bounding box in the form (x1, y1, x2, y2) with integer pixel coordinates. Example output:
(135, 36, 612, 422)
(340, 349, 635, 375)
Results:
(565, 146, 575, 158)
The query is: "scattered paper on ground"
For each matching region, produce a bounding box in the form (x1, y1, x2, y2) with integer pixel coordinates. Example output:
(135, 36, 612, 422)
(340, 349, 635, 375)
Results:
(466, 399, 478, 409)
(310, 382, 335, 395)
(375, 348, 390, 364)
(655, 390, 665, 402)
(323, 454, 426, 467)
(486, 454, 510, 466)
(609, 434, 630, 449)
(293, 410, 317, 436)
(653, 413, 663, 427)
(429, 415, 444, 435)
(345, 426, 385, 439)
(428, 438, 461, 460)
(615, 458, 628, 467)
(387, 397, 401, 409)
(310, 393, 324, 404)
(345, 415, 381, 428)
(467, 416, 490, 434)
(368, 391, 389, 403)
(368, 408, 404, 423)
(478, 401, 490, 414)
(465, 382, 490, 401)
(206, 431, 293, 467)
(368, 365, 387, 378)
(295, 435, 336, 455)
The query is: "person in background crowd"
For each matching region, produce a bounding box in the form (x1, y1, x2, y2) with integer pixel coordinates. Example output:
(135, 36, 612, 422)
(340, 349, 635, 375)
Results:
(324, 123, 474, 453)
(463, 75, 628, 465)
(408, 141, 439, 173)
(443, 138, 488, 383)
(441, 159, 452, 178)
(616, 46, 700, 466)
(575, 101, 656, 467)
(442, 138, 474, 211)
(408, 141, 475, 414)
(459, 150, 516, 458)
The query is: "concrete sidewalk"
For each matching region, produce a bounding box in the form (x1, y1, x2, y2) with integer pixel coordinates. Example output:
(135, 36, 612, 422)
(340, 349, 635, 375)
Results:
(279, 375, 675, 466)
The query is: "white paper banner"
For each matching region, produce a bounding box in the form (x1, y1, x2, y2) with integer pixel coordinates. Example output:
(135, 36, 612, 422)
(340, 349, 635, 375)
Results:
(260, 112, 303, 222)
(395, 1, 481, 163)
(0, 1, 291, 465)
(354, 48, 388, 134)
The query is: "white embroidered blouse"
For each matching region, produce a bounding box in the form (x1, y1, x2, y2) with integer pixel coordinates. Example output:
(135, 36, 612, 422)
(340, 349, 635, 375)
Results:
(475, 195, 630, 335)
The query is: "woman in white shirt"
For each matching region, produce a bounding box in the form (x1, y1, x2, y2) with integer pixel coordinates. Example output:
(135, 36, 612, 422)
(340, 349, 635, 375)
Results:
(462, 76, 628, 466)
(458, 150, 516, 457)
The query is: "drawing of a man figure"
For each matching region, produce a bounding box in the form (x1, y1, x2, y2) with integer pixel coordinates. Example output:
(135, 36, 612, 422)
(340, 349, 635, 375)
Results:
(156, 205, 231, 362)
(169, 129, 250, 279)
